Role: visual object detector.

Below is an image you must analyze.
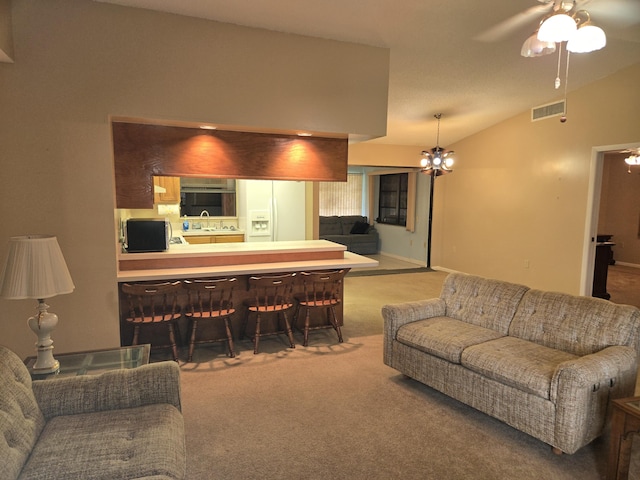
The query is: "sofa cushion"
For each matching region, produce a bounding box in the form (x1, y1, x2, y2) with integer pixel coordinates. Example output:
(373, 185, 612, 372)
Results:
(0, 347, 46, 480)
(440, 273, 529, 334)
(339, 215, 368, 235)
(461, 336, 578, 400)
(350, 221, 370, 234)
(396, 317, 505, 363)
(319, 216, 342, 236)
(509, 289, 640, 356)
(19, 403, 185, 480)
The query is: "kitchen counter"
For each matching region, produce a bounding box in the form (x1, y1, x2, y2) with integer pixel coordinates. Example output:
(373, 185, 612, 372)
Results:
(181, 229, 244, 237)
(117, 240, 378, 281)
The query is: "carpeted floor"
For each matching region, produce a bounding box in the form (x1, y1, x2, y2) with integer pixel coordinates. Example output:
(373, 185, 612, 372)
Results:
(174, 270, 640, 479)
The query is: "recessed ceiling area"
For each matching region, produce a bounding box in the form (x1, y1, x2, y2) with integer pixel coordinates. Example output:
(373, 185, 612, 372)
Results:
(95, 0, 640, 146)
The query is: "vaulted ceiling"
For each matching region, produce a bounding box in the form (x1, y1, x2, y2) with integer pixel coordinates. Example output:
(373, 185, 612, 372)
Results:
(96, 0, 640, 146)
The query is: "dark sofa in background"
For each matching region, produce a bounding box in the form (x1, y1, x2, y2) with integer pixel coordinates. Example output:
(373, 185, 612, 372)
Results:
(319, 215, 378, 255)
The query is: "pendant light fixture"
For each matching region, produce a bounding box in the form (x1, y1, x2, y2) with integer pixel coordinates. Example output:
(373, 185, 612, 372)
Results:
(420, 113, 455, 268)
(420, 114, 455, 176)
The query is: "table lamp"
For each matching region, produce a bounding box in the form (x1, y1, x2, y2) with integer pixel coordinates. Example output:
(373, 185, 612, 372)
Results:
(0, 235, 75, 373)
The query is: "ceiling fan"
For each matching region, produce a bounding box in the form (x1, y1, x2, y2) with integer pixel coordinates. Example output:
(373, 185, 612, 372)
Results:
(475, 0, 639, 43)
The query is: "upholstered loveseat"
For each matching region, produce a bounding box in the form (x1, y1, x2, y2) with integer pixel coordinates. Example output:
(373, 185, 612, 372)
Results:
(319, 215, 378, 254)
(382, 272, 640, 454)
(1, 346, 186, 480)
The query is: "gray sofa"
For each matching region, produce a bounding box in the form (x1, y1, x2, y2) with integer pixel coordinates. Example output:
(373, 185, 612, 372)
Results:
(1, 345, 186, 480)
(319, 215, 378, 255)
(382, 272, 640, 454)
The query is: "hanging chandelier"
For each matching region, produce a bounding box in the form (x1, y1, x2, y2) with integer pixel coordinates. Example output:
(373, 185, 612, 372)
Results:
(420, 114, 455, 176)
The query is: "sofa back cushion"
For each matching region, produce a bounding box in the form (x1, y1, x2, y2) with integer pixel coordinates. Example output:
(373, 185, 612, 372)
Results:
(441, 273, 529, 334)
(509, 290, 640, 356)
(0, 346, 46, 480)
(319, 216, 343, 236)
(338, 216, 368, 235)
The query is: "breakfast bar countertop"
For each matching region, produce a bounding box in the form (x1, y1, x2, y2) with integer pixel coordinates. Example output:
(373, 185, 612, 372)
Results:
(117, 240, 378, 282)
(120, 239, 345, 260)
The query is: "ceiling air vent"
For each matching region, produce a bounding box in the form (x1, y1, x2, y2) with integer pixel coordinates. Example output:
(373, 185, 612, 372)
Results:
(531, 100, 565, 122)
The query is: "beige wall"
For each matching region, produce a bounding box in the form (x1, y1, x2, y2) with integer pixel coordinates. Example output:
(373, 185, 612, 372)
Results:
(0, 0, 389, 358)
(351, 63, 640, 294)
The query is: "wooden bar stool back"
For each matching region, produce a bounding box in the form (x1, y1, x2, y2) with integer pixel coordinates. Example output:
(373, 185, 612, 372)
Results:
(294, 269, 345, 346)
(242, 273, 296, 354)
(121, 281, 182, 361)
(183, 277, 237, 361)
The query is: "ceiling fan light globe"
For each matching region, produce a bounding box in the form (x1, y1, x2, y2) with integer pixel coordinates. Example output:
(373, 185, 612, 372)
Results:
(625, 155, 640, 166)
(537, 13, 577, 43)
(521, 32, 556, 57)
(444, 157, 455, 169)
(567, 25, 606, 53)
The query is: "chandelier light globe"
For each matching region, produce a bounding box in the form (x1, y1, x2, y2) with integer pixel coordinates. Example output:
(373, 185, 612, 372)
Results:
(537, 13, 577, 43)
(444, 155, 455, 169)
(567, 24, 606, 53)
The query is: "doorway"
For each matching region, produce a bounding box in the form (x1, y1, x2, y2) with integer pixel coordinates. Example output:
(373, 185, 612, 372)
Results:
(583, 142, 640, 305)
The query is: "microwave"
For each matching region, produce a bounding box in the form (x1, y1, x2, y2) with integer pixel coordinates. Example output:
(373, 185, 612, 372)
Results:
(126, 218, 171, 253)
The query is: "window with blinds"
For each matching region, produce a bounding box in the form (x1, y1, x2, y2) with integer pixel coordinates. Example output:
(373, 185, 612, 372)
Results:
(319, 173, 363, 216)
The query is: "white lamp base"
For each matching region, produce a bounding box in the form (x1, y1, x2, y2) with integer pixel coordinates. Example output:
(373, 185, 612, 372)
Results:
(27, 300, 60, 373)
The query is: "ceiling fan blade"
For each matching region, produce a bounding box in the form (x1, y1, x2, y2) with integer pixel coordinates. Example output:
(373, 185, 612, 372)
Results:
(584, 0, 640, 29)
(475, 3, 553, 43)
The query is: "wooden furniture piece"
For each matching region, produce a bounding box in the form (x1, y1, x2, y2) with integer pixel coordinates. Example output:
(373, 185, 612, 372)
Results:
(293, 269, 345, 346)
(242, 273, 296, 354)
(121, 281, 182, 361)
(607, 396, 640, 480)
(153, 175, 181, 204)
(185, 233, 245, 244)
(184, 277, 237, 361)
(593, 236, 616, 299)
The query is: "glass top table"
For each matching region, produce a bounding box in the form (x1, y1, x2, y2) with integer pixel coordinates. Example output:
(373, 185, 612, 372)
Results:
(24, 344, 150, 380)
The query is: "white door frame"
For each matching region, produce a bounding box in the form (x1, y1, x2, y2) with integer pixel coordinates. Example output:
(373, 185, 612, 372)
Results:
(581, 142, 640, 295)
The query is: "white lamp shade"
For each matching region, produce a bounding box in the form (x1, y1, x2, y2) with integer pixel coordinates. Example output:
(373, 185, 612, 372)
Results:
(537, 13, 577, 43)
(567, 25, 606, 53)
(0, 235, 75, 300)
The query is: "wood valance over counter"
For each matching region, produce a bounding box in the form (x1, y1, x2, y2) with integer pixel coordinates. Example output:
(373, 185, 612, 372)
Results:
(112, 122, 349, 209)
(117, 240, 378, 282)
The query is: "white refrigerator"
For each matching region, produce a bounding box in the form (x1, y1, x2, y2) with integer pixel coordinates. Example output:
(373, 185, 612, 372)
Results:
(239, 179, 306, 242)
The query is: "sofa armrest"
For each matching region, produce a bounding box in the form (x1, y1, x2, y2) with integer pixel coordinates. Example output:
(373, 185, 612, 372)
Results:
(551, 345, 638, 400)
(382, 298, 446, 364)
(32, 361, 182, 420)
(550, 345, 638, 453)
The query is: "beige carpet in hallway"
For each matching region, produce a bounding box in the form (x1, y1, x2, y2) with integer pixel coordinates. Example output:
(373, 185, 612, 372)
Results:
(177, 270, 638, 479)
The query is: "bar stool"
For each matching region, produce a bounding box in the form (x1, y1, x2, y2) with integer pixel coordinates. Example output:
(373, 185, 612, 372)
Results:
(242, 273, 296, 354)
(121, 281, 182, 361)
(183, 277, 237, 361)
(293, 270, 345, 346)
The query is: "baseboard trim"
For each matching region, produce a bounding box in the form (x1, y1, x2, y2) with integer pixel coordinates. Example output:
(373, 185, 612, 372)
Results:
(615, 262, 640, 269)
(377, 251, 425, 267)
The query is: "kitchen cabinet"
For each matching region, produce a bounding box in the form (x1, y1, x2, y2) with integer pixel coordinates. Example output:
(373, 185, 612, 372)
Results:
(153, 176, 180, 204)
(186, 234, 245, 244)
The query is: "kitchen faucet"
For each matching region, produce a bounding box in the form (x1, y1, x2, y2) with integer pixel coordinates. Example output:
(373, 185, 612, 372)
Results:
(200, 210, 210, 228)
